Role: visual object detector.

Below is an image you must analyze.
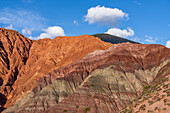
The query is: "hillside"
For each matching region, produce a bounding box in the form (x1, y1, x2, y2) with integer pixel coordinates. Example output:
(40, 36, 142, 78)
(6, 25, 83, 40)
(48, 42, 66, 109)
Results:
(0, 28, 112, 112)
(120, 75, 170, 113)
(93, 34, 139, 44)
(4, 43, 170, 113)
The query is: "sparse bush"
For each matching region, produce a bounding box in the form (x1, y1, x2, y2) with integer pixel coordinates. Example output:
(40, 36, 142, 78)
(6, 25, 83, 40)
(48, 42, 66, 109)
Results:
(128, 109, 132, 113)
(83, 107, 91, 113)
(162, 108, 167, 110)
(156, 88, 162, 91)
(148, 110, 154, 113)
(163, 84, 168, 89)
(161, 77, 169, 82)
(167, 90, 170, 96)
(139, 104, 146, 111)
(87, 94, 92, 97)
(144, 85, 151, 92)
(63, 109, 67, 112)
(148, 100, 154, 105)
(154, 107, 158, 111)
(90, 84, 94, 87)
(156, 98, 161, 101)
(164, 99, 167, 103)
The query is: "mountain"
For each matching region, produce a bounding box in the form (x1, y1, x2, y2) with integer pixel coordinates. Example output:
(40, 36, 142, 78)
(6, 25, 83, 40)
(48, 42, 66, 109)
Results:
(93, 34, 139, 44)
(3, 43, 170, 113)
(0, 28, 32, 112)
(0, 28, 112, 112)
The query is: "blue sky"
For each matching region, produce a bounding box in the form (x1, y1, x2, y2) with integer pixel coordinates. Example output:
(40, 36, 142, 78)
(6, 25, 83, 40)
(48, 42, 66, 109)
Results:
(0, 0, 170, 47)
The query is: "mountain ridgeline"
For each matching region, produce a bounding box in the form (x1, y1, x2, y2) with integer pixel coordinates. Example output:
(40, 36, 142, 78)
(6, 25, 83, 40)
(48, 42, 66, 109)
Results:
(93, 33, 139, 44)
(0, 28, 169, 113)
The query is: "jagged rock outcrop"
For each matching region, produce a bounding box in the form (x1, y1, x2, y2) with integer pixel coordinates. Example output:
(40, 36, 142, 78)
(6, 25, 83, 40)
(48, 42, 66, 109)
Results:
(0, 28, 112, 111)
(0, 28, 33, 111)
(4, 43, 170, 113)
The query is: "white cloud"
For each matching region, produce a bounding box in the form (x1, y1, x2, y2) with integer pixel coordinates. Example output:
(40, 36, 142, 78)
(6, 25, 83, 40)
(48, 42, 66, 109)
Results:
(5, 24, 13, 29)
(85, 5, 128, 26)
(29, 26, 65, 40)
(73, 20, 79, 25)
(0, 8, 45, 30)
(145, 35, 158, 43)
(22, 27, 32, 35)
(106, 28, 134, 38)
(166, 40, 170, 48)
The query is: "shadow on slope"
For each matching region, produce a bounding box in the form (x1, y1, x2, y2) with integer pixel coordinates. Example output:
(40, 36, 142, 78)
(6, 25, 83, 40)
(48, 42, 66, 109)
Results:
(93, 33, 140, 44)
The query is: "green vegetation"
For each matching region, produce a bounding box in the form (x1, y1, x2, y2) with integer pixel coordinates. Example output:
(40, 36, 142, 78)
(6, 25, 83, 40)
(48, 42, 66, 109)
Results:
(139, 104, 146, 111)
(164, 99, 167, 103)
(148, 100, 154, 105)
(119, 77, 169, 113)
(167, 103, 170, 106)
(148, 110, 154, 113)
(162, 108, 167, 110)
(163, 84, 168, 89)
(161, 77, 169, 82)
(63, 109, 67, 112)
(83, 107, 91, 113)
(87, 94, 92, 97)
(120, 109, 128, 113)
(90, 84, 95, 87)
(128, 109, 132, 113)
(154, 107, 158, 111)
(143, 85, 151, 92)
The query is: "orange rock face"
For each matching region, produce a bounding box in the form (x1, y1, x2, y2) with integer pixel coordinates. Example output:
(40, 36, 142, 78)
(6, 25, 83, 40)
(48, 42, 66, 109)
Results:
(0, 28, 112, 110)
(0, 28, 32, 110)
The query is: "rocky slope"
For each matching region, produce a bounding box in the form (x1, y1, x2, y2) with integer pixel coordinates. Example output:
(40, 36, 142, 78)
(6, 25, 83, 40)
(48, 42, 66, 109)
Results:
(4, 43, 170, 113)
(120, 75, 170, 113)
(0, 28, 112, 111)
(0, 28, 33, 112)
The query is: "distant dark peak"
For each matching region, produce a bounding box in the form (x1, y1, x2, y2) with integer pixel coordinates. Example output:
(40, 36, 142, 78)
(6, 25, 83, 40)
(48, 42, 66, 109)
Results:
(93, 33, 140, 44)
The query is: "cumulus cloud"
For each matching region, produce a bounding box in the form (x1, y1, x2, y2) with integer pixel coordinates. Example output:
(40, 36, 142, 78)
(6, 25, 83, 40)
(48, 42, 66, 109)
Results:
(106, 28, 134, 38)
(166, 40, 170, 48)
(85, 5, 128, 26)
(145, 35, 158, 43)
(22, 27, 32, 35)
(0, 8, 45, 30)
(5, 24, 13, 29)
(29, 26, 65, 40)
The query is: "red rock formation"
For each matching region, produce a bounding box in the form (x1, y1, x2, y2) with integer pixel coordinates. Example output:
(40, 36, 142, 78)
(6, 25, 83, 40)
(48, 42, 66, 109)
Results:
(3, 43, 170, 113)
(34, 43, 170, 93)
(0, 28, 112, 110)
(41, 44, 170, 113)
(1, 28, 170, 113)
(0, 28, 32, 111)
